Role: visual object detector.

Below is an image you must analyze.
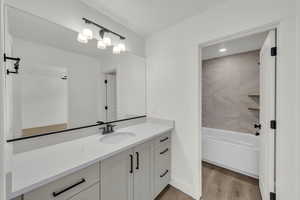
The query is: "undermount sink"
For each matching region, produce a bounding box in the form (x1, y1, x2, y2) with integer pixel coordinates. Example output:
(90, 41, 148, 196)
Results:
(99, 132, 136, 144)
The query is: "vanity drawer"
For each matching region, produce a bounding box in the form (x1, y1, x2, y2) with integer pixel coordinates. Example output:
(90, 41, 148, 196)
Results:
(154, 133, 171, 196)
(67, 183, 99, 200)
(24, 163, 100, 200)
(156, 133, 170, 147)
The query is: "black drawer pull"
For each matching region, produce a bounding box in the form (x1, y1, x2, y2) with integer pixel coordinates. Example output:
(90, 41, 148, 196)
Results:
(160, 170, 169, 178)
(160, 148, 169, 155)
(160, 137, 169, 143)
(130, 154, 133, 173)
(136, 152, 140, 170)
(52, 178, 86, 197)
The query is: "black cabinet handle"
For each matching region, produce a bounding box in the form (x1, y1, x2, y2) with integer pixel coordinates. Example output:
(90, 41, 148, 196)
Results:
(136, 152, 140, 170)
(160, 148, 169, 155)
(52, 178, 86, 197)
(160, 137, 169, 143)
(130, 154, 133, 173)
(160, 170, 169, 178)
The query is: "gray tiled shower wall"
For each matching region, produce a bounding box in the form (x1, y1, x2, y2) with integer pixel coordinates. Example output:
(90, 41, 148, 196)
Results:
(202, 50, 260, 134)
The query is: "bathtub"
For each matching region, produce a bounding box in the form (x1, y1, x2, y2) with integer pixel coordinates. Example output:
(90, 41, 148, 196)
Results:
(202, 127, 259, 178)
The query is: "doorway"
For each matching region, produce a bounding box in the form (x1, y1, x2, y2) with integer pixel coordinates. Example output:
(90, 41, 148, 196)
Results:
(104, 71, 117, 122)
(200, 29, 277, 200)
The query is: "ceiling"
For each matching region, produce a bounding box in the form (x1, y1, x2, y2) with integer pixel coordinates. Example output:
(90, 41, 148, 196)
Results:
(202, 32, 269, 60)
(80, 0, 226, 36)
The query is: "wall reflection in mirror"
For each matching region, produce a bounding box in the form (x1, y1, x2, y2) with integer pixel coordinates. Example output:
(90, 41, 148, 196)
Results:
(5, 6, 146, 140)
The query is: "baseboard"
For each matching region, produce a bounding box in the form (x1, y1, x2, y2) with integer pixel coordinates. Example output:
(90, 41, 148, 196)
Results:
(202, 159, 258, 179)
(170, 178, 198, 199)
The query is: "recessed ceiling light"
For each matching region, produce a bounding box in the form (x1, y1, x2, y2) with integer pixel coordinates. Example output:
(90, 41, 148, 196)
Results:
(219, 48, 227, 52)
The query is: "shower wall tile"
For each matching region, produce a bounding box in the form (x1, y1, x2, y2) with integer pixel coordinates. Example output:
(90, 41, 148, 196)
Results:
(202, 50, 260, 134)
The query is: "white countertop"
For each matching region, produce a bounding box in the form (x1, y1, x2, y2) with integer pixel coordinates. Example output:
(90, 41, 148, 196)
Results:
(9, 122, 173, 199)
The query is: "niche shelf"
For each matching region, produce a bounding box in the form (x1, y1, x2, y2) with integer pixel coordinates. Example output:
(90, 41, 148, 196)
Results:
(248, 107, 260, 111)
(248, 93, 260, 97)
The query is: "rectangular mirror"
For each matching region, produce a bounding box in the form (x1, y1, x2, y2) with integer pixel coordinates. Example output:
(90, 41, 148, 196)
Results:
(5, 5, 146, 140)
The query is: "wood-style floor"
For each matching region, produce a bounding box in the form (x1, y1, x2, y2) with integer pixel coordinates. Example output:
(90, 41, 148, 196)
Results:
(156, 162, 262, 200)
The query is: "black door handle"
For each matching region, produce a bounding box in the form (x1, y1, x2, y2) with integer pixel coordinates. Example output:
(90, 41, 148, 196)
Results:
(52, 178, 86, 197)
(136, 152, 139, 170)
(130, 154, 133, 173)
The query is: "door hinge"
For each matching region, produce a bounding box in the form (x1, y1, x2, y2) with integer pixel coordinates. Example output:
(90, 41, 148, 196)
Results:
(270, 192, 276, 200)
(104, 80, 108, 84)
(271, 47, 277, 56)
(4, 53, 21, 75)
(270, 120, 277, 130)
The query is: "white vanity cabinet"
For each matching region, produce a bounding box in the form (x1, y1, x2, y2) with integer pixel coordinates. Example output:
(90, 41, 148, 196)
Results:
(16, 131, 171, 200)
(133, 142, 152, 200)
(23, 163, 100, 200)
(100, 142, 152, 200)
(100, 131, 171, 200)
(100, 149, 133, 200)
(68, 183, 100, 200)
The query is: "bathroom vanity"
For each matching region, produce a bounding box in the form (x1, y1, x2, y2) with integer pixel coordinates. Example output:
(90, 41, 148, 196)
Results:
(9, 122, 173, 200)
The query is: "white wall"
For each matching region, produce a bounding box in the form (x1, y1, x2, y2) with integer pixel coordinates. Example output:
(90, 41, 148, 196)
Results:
(5, 0, 145, 57)
(146, 0, 298, 199)
(12, 38, 105, 136)
(20, 67, 68, 129)
(296, 0, 300, 198)
(102, 54, 146, 119)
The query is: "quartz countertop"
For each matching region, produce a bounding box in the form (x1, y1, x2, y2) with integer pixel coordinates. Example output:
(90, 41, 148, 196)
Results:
(9, 122, 173, 199)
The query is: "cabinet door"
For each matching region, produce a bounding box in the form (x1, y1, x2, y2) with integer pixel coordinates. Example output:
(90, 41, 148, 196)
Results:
(68, 183, 99, 200)
(133, 142, 151, 200)
(100, 149, 133, 200)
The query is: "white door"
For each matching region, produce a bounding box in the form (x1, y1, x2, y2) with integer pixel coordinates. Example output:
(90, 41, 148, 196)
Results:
(259, 30, 276, 200)
(133, 142, 151, 200)
(100, 149, 133, 200)
(105, 73, 117, 121)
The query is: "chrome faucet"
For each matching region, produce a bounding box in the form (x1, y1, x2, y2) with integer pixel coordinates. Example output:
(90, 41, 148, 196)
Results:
(100, 124, 116, 135)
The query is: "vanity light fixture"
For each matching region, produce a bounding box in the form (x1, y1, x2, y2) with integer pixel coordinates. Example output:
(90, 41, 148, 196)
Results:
(97, 39, 106, 49)
(113, 45, 121, 54)
(79, 18, 127, 54)
(77, 32, 88, 43)
(118, 40, 126, 52)
(102, 33, 112, 46)
(219, 48, 227, 52)
(82, 28, 93, 40)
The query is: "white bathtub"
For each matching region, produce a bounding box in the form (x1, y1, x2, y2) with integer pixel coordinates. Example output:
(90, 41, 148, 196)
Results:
(202, 127, 259, 178)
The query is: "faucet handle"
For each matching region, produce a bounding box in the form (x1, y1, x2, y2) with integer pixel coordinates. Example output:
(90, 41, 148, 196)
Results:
(107, 124, 116, 132)
(99, 126, 106, 133)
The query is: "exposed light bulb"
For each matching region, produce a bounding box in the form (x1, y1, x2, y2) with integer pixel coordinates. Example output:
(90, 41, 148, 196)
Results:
(113, 45, 121, 54)
(103, 36, 112, 46)
(97, 39, 106, 50)
(77, 32, 88, 43)
(118, 42, 126, 52)
(219, 48, 227, 52)
(82, 28, 93, 40)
